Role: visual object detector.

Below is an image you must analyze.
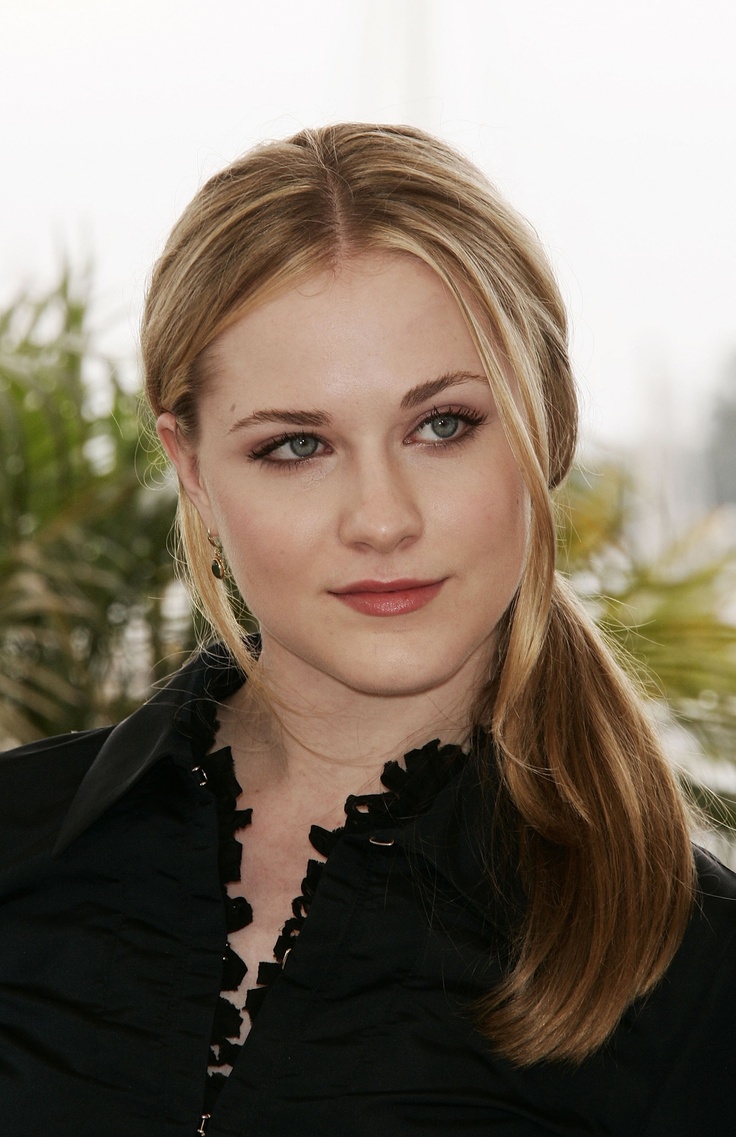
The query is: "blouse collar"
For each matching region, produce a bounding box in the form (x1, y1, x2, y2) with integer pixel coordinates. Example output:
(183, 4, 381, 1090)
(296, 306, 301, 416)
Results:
(54, 643, 242, 852)
(54, 643, 522, 938)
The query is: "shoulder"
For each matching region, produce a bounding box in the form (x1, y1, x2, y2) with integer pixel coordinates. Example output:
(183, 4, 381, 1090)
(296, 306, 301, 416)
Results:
(0, 727, 114, 868)
(0, 644, 246, 870)
(0, 726, 115, 792)
(1, 726, 114, 764)
(694, 842, 736, 890)
(660, 843, 736, 1016)
(691, 843, 736, 936)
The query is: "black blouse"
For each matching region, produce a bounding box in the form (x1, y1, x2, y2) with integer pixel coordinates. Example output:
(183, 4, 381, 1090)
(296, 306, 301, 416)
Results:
(197, 694, 460, 1118)
(1, 645, 736, 1136)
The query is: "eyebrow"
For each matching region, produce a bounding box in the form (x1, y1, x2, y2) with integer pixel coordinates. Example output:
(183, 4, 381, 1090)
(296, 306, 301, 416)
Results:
(399, 370, 489, 410)
(226, 370, 490, 435)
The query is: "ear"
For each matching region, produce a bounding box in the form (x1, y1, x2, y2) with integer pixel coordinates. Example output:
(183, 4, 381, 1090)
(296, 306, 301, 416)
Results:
(156, 413, 217, 532)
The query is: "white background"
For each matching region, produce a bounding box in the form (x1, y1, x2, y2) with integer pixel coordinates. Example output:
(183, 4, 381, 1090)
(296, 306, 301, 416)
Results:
(2, 0, 735, 448)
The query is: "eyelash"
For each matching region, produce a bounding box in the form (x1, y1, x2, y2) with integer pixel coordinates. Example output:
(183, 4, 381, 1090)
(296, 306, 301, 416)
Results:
(248, 405, 488, 469)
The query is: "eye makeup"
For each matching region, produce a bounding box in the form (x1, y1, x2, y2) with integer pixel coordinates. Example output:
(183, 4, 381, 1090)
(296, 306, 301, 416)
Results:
(247, 404, 488, 469)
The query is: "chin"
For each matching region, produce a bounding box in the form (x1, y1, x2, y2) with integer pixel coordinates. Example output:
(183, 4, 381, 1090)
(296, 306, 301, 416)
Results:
(342, 671, 447, 699)
(327, 643, 484, 701)
(259, 624, 495, 706)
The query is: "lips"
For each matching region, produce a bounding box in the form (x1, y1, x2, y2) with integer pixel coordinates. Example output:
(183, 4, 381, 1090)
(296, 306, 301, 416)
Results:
(329, 579, 445, 617)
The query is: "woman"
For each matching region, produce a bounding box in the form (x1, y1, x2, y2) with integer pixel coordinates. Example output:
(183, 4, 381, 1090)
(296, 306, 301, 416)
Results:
(1, 123, 735, 1136)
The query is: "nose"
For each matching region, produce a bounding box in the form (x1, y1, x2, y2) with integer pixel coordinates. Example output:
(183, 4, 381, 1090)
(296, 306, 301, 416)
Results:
(337, 453, 423, 553)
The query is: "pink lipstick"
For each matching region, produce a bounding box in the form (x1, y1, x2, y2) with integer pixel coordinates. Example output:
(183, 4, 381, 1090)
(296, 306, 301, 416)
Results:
(330, 578, 445, 617)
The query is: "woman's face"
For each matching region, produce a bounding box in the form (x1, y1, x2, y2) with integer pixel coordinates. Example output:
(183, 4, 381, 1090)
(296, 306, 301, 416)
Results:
(159, 252, 529, 706)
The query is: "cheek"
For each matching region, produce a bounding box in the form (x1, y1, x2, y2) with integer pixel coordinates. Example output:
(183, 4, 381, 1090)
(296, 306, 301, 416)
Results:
(214, 492, 327, 606)
(434, 465, 529, 564)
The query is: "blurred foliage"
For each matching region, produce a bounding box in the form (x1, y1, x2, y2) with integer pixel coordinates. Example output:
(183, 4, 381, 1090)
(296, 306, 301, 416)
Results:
(0, 269, 194, 747)
(556, 465, 736, 831)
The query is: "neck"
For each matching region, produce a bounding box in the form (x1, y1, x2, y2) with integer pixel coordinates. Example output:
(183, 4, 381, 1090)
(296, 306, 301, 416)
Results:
(217, 647, 479, 804)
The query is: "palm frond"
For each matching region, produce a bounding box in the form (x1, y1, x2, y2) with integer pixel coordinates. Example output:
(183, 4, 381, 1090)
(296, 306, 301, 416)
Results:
(0, 270, 194, 746)
(556, 462, 736, 837)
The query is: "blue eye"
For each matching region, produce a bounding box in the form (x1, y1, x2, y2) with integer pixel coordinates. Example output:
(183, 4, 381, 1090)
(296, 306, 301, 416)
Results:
(412, 407, 485, 445)
(250, 431, 325, 464)
(286, 435, 319, 458)
(428, 414, 460, 439)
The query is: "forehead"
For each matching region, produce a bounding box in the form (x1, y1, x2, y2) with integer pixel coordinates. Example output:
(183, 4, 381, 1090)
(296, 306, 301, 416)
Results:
(202, 252, 486, 409)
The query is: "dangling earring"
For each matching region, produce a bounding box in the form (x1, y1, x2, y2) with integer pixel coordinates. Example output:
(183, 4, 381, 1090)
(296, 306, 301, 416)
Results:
(207, 531, 225, 580)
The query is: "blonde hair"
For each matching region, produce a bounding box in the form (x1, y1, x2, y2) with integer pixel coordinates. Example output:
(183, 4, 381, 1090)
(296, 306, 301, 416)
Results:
(142, 123, 694, 1065)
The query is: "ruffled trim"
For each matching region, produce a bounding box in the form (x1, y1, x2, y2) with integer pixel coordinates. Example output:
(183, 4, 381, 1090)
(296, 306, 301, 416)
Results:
(178, 656, 254, 1114)
(244, 852, 325, 1022)
(199, 746, 252, 1116)
(243, 737, 467, 1023)
(186, 650, 470, 1114)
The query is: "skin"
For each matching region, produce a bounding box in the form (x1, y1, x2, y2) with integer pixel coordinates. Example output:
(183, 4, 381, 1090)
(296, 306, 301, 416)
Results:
(157, 251, 530, 1033)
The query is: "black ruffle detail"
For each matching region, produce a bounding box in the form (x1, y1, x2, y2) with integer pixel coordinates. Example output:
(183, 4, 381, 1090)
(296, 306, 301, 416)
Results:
(198, 750, 252, 1041)
(215, 1037, 243, 1068)
(221, 944, 247, 991)
(230, 737, 469, 1029)
(352, 738, 465, 827)
(309, 824, 343, 858)
(189, 649, 470, 1110)
(256, 960, 281, 985)
(224, 893, 253, 933)
(244, 984, 270, 1021)
(194, 719, 252, 1103)
(200, 748, 251, 885)
(211, 993, 243, 1042)
(273, 918, 302, 962)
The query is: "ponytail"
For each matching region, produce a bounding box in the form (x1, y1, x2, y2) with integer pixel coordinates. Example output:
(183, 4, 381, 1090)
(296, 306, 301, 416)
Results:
(476, 574, 694, 1064)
